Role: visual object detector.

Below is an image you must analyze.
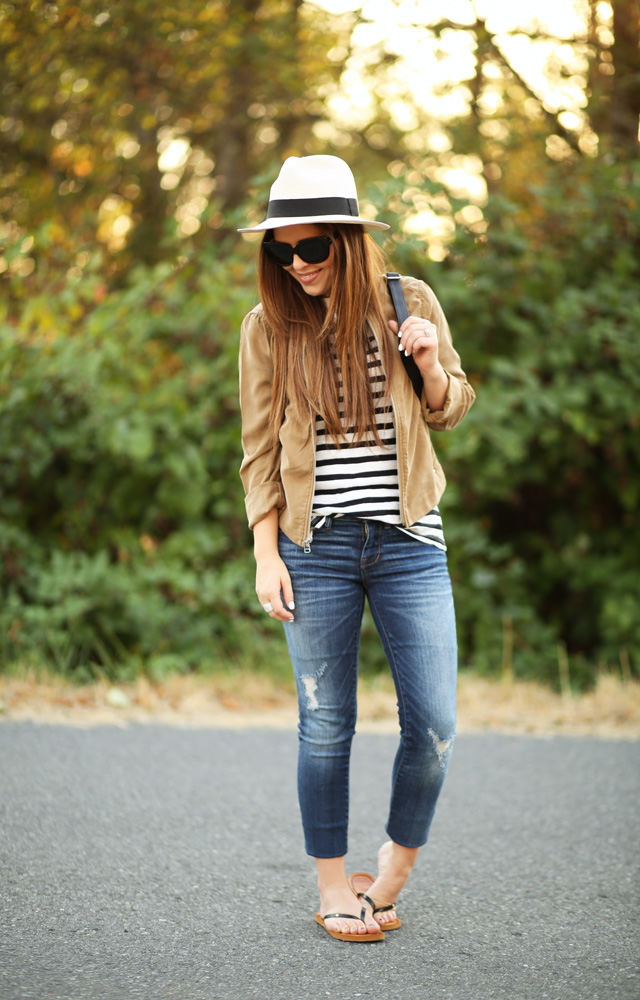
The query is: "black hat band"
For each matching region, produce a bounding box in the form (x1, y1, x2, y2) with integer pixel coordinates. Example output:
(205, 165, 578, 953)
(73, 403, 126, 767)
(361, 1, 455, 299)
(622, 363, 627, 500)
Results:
(266, 196, 359, 219)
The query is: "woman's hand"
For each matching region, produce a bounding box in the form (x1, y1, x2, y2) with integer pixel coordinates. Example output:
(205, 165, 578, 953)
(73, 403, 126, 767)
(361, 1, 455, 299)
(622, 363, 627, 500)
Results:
(256, 553, 295, 622)
(389, 315, 449, 411)
(252, 508, 295, 623)
(389, 315, 440, 376)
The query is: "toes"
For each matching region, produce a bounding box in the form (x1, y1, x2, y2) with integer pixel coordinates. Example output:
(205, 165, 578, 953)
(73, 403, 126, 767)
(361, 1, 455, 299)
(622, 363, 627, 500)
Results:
(347, 921, 371, 935)
(327, 918, 366, 936)
(348, 922, 366, 935)
(364, 904, 384, 930)
(326, 919, 347, 934)
(360, 908, 380, 934)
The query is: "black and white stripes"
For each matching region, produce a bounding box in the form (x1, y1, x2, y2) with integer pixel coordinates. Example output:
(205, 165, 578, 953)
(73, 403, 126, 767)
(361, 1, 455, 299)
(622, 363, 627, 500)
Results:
(311, 329, 446, 550)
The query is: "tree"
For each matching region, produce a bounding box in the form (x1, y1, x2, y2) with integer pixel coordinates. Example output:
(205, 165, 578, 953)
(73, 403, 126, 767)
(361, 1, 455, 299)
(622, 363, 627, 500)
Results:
(0, 0, 344, 280)
(320, 1, 639, 225)
(425, 0, 639, 193)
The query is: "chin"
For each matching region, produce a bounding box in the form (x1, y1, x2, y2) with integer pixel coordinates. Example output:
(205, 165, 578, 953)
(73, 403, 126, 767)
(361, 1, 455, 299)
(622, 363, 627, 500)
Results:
(299, 276, 331, 297)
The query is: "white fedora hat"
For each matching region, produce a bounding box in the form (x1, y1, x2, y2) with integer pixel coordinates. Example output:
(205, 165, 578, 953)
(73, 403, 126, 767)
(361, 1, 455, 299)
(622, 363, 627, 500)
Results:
(237, 155, 390, 233)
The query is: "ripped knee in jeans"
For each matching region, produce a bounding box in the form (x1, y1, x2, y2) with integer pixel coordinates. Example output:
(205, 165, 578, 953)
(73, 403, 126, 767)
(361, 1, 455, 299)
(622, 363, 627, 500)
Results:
(427, 728, 455, 769)
(300, 661, 328, 711)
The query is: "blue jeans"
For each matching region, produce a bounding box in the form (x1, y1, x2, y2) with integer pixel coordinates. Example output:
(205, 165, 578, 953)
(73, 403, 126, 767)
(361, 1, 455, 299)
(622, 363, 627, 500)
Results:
(278, 518, 457, 859)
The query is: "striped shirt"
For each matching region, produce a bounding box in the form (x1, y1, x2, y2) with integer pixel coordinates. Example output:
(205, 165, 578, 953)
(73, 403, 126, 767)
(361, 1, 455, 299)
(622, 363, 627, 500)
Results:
(311, 328, 446, 550)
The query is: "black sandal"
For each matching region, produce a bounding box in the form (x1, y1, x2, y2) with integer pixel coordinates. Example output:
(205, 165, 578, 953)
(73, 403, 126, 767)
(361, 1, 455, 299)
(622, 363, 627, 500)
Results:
(358, 891, 402, 931)
(315, 905, 385, 942)
(347, 872, 402, 931)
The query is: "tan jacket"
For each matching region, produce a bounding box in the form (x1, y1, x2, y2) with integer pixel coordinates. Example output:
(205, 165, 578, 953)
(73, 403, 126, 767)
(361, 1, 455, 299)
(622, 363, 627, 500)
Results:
(239, 274, 475, 548)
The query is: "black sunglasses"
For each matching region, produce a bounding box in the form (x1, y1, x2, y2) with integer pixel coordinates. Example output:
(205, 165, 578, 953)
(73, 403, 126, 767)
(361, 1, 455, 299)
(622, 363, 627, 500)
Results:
(263, 234, 335, 267)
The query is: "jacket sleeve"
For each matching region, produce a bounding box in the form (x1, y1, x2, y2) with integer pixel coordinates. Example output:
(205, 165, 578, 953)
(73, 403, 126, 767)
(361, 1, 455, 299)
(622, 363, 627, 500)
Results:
(238, 307, 285, 528)
(404, 277, 476, 431)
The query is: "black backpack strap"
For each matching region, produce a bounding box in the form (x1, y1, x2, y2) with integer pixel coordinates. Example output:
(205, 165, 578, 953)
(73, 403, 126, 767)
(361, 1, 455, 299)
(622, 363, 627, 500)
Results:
(385, 272, 424, 400)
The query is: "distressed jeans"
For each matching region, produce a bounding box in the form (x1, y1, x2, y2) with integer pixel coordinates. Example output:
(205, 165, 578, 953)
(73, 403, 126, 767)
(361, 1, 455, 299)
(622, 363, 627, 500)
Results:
(278, 517, 457, 859)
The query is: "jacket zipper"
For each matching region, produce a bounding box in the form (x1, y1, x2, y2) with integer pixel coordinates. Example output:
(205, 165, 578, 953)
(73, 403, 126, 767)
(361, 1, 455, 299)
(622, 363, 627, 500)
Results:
(368, 320, 410, 527)
(303, 400, 315, 552)
(302, 344, 316, 552)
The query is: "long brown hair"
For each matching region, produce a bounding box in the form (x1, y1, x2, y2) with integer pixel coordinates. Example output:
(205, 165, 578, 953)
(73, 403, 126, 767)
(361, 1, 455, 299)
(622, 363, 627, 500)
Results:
(258, 223, 394, 448)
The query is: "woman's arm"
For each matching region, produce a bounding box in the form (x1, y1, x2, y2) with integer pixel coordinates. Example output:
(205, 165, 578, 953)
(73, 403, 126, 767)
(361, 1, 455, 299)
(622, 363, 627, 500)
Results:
(253, 508, 295, 622)
(395, 278, 475, 431)
(239, 311, 294, 622)
(239, 308, 286, 527)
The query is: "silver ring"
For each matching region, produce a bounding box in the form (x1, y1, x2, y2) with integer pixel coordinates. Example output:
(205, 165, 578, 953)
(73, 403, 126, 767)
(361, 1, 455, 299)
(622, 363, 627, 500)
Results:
(262, 602, 273, 613)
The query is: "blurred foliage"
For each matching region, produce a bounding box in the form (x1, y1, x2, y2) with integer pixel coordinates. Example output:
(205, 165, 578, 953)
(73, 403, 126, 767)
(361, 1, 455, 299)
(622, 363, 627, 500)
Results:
(376, 156, 640, 688)
(0, 240, 291, 680)
(1, 1, 639, 687)
(0, 0, 346, 278)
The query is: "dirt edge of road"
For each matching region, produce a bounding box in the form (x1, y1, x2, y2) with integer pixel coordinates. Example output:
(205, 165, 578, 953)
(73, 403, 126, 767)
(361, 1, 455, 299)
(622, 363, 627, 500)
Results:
(1, 670, 638, 739)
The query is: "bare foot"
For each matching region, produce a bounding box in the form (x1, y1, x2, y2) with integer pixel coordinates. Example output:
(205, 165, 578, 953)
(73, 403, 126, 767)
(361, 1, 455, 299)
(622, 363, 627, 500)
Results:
(352, 841, 418, 926)
(318, 881, 382, 936)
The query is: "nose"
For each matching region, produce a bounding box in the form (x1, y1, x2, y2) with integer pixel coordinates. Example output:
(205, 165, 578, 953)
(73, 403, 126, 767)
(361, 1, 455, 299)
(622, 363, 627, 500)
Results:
(291, 253, 310, 271)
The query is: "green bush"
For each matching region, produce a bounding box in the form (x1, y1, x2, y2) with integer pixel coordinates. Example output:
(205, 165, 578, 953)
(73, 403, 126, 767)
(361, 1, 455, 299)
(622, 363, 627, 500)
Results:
(0, 242, 288, 679)
(385, 158, 640, 686)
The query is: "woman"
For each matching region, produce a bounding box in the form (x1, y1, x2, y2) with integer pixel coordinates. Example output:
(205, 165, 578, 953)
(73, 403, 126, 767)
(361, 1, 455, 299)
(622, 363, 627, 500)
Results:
(238, 155, 475, 942)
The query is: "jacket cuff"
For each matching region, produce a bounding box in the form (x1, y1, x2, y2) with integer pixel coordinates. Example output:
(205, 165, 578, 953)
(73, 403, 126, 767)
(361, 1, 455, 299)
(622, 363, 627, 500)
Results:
(421, 370, 463, 430)
(245, 482, 286, 529)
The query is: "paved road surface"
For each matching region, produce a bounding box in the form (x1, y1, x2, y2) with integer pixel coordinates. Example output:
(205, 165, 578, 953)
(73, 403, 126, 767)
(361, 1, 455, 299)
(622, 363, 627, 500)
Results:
(1, 722, 638, 1000)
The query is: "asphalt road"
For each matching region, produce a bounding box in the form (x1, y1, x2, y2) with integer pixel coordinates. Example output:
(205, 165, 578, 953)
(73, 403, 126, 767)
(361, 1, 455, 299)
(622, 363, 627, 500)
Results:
(0, 721, 638, 1000)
